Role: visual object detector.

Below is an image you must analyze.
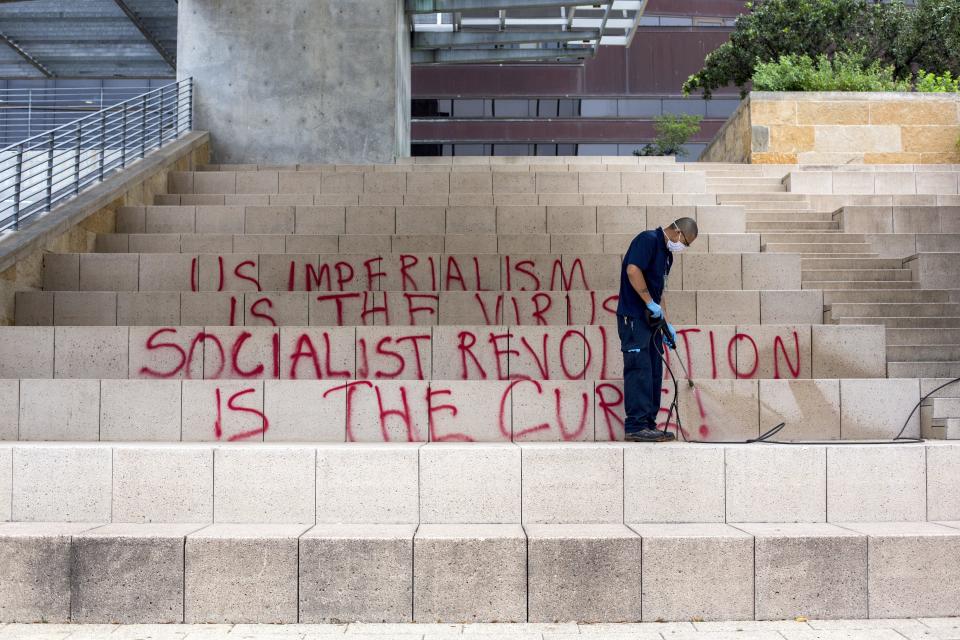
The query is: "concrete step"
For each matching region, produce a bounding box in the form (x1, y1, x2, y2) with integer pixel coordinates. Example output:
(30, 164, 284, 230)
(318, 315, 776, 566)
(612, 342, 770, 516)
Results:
(116, 203, 746, 237)
(836, 316, 960, 328)
(829, 303, 960, 318)
(887, 361, 960, 377)
(2, 322, 877, 383)
(803, 269, 913, 282)
(934, 397, 960, 419)
(801, 257, 904, 269)
(803, 281, 918, 290)
(744, 211, 834, 222)
(796, 252, 882, 259)
(747, 221, 841, 232)
(707, 185, 786, 194)
(762, 233, 866, 245)
(824, 289, 952, 304)
(768, 243, 875, 254)
(887, 328, 960, 345)
(0, 442, 943, 525)
(4, 515, 960, 622)
(888, 345, 960, 362)
(14, 288, 826, 328)
(717, 193, 807, 203)
(740, 202, 813, 211)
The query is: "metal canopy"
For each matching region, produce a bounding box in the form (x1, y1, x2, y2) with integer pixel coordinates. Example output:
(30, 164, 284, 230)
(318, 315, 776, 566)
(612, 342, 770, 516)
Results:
(409, 0, 647, 64)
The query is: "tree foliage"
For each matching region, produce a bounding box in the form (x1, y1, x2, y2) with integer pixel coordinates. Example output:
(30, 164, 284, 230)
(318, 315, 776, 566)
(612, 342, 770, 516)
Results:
(633, 114, 703, 157)
(682, 0, 960, 98)
(752, 53, 910, 91)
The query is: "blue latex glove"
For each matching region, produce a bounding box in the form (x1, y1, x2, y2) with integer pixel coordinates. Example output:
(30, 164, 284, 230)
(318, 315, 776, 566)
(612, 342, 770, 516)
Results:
(645, 300, 663, 319)
(664, 322, 677, 348)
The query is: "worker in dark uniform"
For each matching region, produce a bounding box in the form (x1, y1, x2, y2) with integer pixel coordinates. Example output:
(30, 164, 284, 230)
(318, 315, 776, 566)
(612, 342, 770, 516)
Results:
(617, 217, 698, 442)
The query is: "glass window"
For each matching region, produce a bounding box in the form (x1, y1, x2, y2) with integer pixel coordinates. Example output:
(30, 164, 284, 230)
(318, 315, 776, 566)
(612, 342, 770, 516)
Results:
(536, 99, 559, 117)
(662, 99, 707, 116)
(580, 99, 618, 117)
(617, 99, 661, 117)
(494, 100, 529, 117)
(577, 143, 618, 156)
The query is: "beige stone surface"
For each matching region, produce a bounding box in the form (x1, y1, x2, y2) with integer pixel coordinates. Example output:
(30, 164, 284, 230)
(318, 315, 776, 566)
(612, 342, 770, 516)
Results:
(797, 101, 870, 125)
(759, 379, 840, 440)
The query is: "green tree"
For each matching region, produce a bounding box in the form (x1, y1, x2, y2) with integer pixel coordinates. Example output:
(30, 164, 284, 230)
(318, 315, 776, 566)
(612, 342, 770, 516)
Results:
(682, 0, 960, 98)
(634, 114, 703, 157)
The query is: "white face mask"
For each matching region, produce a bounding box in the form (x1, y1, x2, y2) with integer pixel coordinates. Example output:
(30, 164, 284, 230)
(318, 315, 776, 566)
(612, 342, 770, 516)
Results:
(666, 239, 686, 253)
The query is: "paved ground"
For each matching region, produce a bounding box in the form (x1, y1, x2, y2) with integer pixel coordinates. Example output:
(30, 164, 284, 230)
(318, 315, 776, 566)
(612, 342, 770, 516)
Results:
(2, 619, 960, 640)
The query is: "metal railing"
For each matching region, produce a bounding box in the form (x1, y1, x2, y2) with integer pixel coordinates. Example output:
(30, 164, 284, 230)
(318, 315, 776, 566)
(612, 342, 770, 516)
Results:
(0, 78, 192, 234)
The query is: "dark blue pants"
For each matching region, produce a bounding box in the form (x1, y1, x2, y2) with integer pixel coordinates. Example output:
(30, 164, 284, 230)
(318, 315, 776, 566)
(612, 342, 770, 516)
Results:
(617, 314, 663, 433)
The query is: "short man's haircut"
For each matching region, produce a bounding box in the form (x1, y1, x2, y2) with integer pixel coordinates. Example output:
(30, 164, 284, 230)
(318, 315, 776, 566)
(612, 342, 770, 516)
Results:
(673, 217, 698, 242)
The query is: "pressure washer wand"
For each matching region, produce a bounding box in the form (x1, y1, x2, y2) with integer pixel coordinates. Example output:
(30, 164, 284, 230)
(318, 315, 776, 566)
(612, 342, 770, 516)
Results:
(644, 307, 695, 389)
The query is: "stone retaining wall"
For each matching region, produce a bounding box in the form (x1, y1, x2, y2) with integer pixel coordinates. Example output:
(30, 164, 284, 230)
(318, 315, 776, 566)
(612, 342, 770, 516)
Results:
(701, 92, 960, 165)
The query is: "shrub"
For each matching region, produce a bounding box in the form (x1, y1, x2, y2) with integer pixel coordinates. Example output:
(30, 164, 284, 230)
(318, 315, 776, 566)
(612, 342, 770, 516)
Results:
(634, 114, 703, 157)
(916, 70, 960, 92)
(752, 52, 909, 92)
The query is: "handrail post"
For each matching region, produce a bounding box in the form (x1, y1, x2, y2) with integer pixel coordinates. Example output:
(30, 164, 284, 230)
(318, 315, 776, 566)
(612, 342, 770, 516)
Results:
(12, 145, 23, 230)
(45, 131, 54, 211)
(121, 105, 128, 167)
(74, 121, 82, 195)
(158, 87, 164, 147)
(141, 94, 147, 158)
(99, 111, 106, 180)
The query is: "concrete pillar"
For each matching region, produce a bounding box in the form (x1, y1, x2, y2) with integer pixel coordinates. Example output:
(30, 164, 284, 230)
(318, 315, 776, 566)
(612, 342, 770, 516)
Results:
(177, 0, 411, 164)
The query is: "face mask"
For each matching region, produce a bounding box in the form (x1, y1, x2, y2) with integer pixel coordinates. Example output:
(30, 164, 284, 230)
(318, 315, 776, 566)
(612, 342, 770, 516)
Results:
(666, 239, 686, 253)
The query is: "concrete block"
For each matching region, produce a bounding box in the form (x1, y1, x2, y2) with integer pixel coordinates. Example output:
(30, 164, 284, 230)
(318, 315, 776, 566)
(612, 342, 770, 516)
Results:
(71, 523, 200, 623)
(827, 445, 926, 521)
(181, 380, 265, 442)
(202, 326, 277, 379)
(116, 206, 145, 233)
(345, 206, 395, 234)
(214, 445, 315, 523)
(280, 327, 355, 380)
(736, 325, 812, 380)
(54, 326, 128, 378)
(395, 206, 444, 235)
(742, 253, 801, 290)
(341, 380, 429, 442)
(596, 206, 646, 234)
(262, 379, 345, 442)
(646, 205, 695, 230)
(112, 445, 212, 523)
(197, 253, 261, 292)
(420, 444, 520, 523)
(759, 379, 840, 440)
(285, 233, 340, 253)
(185, 523, 306, 623)
(339, 234, 390, 254)
(445, 206, 496, 234)
(300, 524, 416, 623)
(52, 291, 116, 326)
(450, 172, 492, 194)
(243, 206, 295, 234)
(678, 379, 760, 442)
(195, 205, 245, 233)
(14, 291, 54, 326)
(683, 253, 742, 290)
(18, 379, 100, 441)
(623, 444, 725, 523)
(179, 293, 233, 326)
(43, 253, 79, 290)
(431, 325, 505, 381)
(840, 378, 920, 439)
(12, 445, 111, 521)
(495, 206, 545, 235)
(100, 379, 181, 441)
(697, 290, 760, 324)
(0, 446, 8, 514)
(726, 445, 826, 522)
(697, 205, 746, 234)
(841, 521, 960, 618)
(145, 205, 196, 233)
(428, 380, 513, 443)
(709, 233, 761, 253)
(521, 443, 623, 523)
(356, 326, 431, 380)
(79, 253, 139, 291)
(579, 171, 621, 193)
(512, 379, 595, 442)
(928, 444, 960, 521)
(509, 326, 582, 380)
(130, 325, 207, 380)
(761, 289, 823, 325)
(117, 291, 181, 326)
(812, 325, 886, 379)
(392, 234, 445, 254)
(295, 206, 345, 234)
(621, 172, 663, 193)
(0, 384, 14, 441)
(664, 171, 706, 193)
(236, 169, 279, 194)
(667, 324, 736, 381)
(0, 327, 54, 378)
(737, 522, 868, 620)
(244, 292, 308, 326)
(309, 290, 373, 326)
(536, 172, 579, 194)
(526, 524, 642, 623)
(407, 171, 449, 193)
(568, 254, 620, 291)
(631, 523, 754, 622)
(316, 444, 420, 524)
(413, 524, 526, 623)
(0, 522, 101, 622)
(126, 233, 181, 253)
(546, 206, 596, 234)
(194, 170, 236, 194)
(138, 253, 195, 291)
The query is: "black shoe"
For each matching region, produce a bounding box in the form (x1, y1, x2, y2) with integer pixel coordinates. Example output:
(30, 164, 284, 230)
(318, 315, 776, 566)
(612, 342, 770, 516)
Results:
(624, 428, 676, 443)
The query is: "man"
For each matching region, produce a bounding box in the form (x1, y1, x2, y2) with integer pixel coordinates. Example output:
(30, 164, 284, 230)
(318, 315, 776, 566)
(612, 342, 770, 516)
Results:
(617, 217, 698, 442)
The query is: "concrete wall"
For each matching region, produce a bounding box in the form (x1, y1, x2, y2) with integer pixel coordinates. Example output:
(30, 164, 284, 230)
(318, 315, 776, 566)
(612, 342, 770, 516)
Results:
(177, 0, 411, 165)
(702, 92, 960, 165)
(0, 133, 210, 326)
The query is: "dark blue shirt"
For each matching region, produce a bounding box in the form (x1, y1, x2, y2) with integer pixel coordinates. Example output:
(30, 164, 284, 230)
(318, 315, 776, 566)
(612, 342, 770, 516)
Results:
(616, 227, 673, 318)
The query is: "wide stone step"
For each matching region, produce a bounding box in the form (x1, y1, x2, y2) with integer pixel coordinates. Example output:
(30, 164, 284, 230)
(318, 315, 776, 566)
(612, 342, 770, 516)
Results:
(707, 184, 786, 193)
(829, 303, 960, 318)
(801, 257, 904, 269)
(797, 252, 883, 259)
(887, 361, 960, 377)
(4, 517, 960, 621)
(745, 211, 834, 222)
(887, 328, 960, 345)
(769, 243, 874, 254)
(117, 203, 746, 237)
(934, 398, 960, 418)
(2, 322, 875, 384)
(95, 232, 761, 256)
(740, 202, 813, 211)
(762, 233, 866, 245)
(717, 193, 807, 203)
(803, 281, 917, 290)
(888, 345, 960, 362)
(15, 288, 825, 327)
(747, 221, 841, 231)
(823, 289, 952, 304)
(0, 441, 943, 526)
(803, 269, 913, 282)
(836, 316, 960, 328)
(168, 169, 709, 196)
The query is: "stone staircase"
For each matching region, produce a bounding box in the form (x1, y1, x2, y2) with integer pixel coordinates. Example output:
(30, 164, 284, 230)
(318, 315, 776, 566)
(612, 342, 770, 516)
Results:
(1, 155, 960, 624)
